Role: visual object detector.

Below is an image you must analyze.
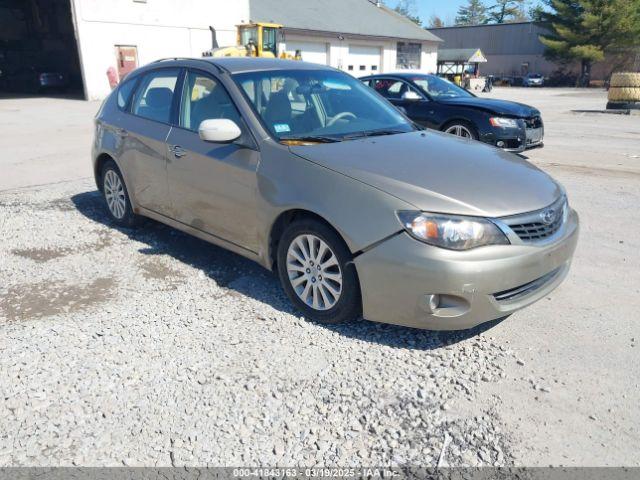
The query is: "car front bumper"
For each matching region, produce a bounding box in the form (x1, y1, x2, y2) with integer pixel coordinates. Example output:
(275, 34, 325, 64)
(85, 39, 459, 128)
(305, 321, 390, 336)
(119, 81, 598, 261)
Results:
(354, 209, 579, 330)
(481, 125, 544, 153)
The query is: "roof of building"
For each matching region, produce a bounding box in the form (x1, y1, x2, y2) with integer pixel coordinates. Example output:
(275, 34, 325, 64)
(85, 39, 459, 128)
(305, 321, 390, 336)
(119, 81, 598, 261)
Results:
(438, 48, 487, 63)
(248, 0, 442, 42)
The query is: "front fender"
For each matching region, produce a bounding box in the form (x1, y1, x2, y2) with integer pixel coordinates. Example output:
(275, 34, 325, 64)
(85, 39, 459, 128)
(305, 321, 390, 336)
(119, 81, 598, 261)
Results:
(256, 142, 413, 266)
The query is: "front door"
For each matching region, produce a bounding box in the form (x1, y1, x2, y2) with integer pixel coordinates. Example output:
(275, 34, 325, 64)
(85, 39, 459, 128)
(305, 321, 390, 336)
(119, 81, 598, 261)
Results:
(118, 68, 181, 215)
(165, 69, 260, 252)
(370, 78, 436, 128)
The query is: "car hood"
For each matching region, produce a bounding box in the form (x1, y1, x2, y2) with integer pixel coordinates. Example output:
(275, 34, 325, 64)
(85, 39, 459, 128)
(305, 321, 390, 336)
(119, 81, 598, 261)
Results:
(438, 97, 539, 117)
(289, 131, 561, 218)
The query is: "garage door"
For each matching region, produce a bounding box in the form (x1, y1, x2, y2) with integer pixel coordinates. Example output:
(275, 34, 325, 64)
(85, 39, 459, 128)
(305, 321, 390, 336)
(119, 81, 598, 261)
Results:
(285, 41, 328, 65)
(346, 45, 381, 77)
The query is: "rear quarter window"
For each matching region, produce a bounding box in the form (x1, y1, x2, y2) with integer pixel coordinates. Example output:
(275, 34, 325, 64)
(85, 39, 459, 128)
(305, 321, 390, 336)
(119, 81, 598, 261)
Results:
(117, 78, 138, 110)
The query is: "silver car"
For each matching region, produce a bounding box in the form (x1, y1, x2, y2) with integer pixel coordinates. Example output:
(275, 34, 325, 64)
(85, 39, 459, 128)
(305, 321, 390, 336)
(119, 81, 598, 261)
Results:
(523, 73, 545, 87)
(92, 58, 579, 330)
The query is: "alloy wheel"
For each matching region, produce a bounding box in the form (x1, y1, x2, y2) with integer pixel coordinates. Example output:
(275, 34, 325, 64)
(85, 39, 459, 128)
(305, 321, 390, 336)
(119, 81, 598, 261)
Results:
(286, 234, 343, 311)
(103, 169, 127, 219)
(445, 124, 474, 138)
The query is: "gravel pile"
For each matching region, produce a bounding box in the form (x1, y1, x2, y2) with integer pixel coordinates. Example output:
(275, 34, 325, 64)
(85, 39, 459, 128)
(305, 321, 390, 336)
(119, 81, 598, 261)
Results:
(0, 181, 515, 467)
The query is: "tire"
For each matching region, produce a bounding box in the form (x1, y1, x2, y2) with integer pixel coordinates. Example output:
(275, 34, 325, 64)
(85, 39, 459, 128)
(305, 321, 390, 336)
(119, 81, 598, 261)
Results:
(608, 86, 640, 102)
(607, 101, 640, 110)
(442, 120, 478, 140)
(101, 160, 139, 227)
(610, 72, 640, 88)
(277, 219, 361, 324)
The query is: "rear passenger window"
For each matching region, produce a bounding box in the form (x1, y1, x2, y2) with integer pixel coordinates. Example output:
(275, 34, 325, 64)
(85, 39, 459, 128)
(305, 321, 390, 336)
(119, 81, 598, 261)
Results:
(117, 78, 138, 110)
(131, 69, 180, 123)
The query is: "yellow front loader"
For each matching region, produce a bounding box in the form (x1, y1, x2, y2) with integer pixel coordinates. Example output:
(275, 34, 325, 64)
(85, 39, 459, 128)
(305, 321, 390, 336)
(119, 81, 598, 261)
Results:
(203, 23, 301, 60)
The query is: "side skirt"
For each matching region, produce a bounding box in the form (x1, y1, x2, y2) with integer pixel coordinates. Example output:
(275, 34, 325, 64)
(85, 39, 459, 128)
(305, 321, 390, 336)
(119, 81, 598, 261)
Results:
(136, 206, 268, 269)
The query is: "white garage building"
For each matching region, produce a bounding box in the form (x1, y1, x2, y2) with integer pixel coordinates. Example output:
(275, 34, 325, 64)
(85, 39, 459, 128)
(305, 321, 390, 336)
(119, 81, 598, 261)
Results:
(250, 0, 441, 78)
(0, 0, 440, 100)
(71, 0, 248, 100)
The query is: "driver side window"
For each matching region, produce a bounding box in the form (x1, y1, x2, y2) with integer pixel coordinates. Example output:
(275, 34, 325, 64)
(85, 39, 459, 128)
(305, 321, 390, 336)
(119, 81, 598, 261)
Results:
(179, 71, 242, 132)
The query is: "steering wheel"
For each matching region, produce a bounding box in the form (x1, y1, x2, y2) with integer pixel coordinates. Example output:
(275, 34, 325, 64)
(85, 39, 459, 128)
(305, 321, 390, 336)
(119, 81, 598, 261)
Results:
(327, 111, 356, 127)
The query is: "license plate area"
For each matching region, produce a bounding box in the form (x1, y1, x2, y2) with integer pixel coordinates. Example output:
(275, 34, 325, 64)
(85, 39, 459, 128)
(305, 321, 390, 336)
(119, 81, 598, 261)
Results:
(526, 127, 543, 145)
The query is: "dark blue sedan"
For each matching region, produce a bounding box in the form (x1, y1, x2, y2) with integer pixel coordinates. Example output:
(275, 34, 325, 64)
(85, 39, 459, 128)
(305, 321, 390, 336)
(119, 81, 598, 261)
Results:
(360, 73, 544, 153)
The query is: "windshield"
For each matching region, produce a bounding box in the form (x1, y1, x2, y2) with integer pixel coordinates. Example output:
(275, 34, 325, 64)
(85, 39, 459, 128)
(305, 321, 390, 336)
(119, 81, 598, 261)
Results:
(411, 75, 474, 100)
(233, 69, 414, 142)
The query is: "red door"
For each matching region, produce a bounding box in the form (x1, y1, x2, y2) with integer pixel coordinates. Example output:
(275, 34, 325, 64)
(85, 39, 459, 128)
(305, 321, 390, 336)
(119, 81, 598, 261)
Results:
(116, 46, 138, 81)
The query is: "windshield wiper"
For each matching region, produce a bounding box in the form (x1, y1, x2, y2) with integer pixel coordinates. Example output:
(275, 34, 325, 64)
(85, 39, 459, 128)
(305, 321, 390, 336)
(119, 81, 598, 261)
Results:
(341, 129, 408, 140)
(280, 135, 341, 143)
(366, 129, 409, 137)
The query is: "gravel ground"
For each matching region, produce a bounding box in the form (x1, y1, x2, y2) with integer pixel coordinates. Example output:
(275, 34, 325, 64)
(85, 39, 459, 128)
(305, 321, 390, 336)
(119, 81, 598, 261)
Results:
(1, 88, 639, 467)
(0, 183, 514, 467)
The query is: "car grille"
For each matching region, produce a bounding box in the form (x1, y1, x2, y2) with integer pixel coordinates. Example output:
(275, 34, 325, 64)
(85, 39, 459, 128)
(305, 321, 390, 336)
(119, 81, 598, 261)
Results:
(524, 116, 542, 129)
(501, 197, 566, 243)
(509, 215, 563, 241)
(493, 267, 562, 302)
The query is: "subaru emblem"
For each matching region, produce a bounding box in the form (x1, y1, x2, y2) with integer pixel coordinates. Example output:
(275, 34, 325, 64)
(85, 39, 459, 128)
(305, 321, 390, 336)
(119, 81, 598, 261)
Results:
(540, 208, 556, 225)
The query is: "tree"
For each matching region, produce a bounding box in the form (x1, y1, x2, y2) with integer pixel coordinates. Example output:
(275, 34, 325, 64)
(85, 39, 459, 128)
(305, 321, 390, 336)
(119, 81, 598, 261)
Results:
(428, 14, 446, 28)
(540, 0, 640, 86)
(529, 4, 545, 21)
(455, 0, 488, 26)
(487, 0, 526, 23)
(391, 0, 422, 26)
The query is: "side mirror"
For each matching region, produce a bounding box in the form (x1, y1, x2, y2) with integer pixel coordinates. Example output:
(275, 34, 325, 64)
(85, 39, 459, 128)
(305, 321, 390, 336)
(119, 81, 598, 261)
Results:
(401, 90, 422, 101)
(198, 119, 242, 143)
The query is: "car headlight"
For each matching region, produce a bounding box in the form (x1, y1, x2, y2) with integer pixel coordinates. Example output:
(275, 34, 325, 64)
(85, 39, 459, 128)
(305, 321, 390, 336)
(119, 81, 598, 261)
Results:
(397, 211, 509, 250)
(489, 117, 519, 128)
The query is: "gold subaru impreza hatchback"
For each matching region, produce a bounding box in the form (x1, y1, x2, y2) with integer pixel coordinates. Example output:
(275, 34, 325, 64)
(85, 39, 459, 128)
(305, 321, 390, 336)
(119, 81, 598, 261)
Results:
(92, 57, 579, 330)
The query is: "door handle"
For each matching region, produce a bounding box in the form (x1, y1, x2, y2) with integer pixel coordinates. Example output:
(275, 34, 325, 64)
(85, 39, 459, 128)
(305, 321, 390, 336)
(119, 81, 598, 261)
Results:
(116, 128, 128, 137)
(169, 145, 186, 158)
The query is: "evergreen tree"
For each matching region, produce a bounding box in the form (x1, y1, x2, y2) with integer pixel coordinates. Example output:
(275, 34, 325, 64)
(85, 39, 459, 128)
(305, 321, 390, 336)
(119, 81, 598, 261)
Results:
(487, 0, 526, 23)
(540, 0, 640, 86)
(455, 0, 488, 25)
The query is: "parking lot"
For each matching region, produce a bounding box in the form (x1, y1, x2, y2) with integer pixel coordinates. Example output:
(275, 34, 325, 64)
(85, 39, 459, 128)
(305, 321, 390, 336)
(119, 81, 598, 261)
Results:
(1, 88, 639, 467)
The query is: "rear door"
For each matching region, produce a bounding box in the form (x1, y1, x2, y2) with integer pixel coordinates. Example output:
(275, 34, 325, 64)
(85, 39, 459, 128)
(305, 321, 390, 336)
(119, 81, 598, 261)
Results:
(165, 69, 260, 252)
(116, 67, 181, 215)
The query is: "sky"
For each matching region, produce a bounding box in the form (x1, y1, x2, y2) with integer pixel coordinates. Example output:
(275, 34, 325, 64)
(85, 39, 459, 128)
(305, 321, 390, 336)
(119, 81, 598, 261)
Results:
(384, 0, 544, 27)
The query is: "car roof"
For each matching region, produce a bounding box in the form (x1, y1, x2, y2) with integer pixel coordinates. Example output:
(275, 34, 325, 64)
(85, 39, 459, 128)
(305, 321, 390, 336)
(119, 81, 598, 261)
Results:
(210, 57, 335, 73)
(146, 57, 335, 74)
(361, 72, 434, 80)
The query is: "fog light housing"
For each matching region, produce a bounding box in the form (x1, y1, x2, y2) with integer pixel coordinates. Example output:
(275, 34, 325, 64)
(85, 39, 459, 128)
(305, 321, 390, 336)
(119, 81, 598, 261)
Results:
(421, 294, 440, 313)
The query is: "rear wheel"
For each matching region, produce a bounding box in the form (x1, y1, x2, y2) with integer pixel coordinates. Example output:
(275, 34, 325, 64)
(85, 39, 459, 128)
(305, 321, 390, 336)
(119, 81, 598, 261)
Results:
(277, 219, 361, 324)
(443, 121, 478, 140)
(101, 160, 138, 227)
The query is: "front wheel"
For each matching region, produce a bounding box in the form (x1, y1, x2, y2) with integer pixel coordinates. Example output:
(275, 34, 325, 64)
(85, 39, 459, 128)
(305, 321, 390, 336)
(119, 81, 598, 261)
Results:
(277, 219, 361, 324)
(443, 121, 478, 140)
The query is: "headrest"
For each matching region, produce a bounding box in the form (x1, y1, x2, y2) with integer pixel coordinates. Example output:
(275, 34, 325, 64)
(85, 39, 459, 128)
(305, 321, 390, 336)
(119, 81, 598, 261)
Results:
(146, 88, 172, 108)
